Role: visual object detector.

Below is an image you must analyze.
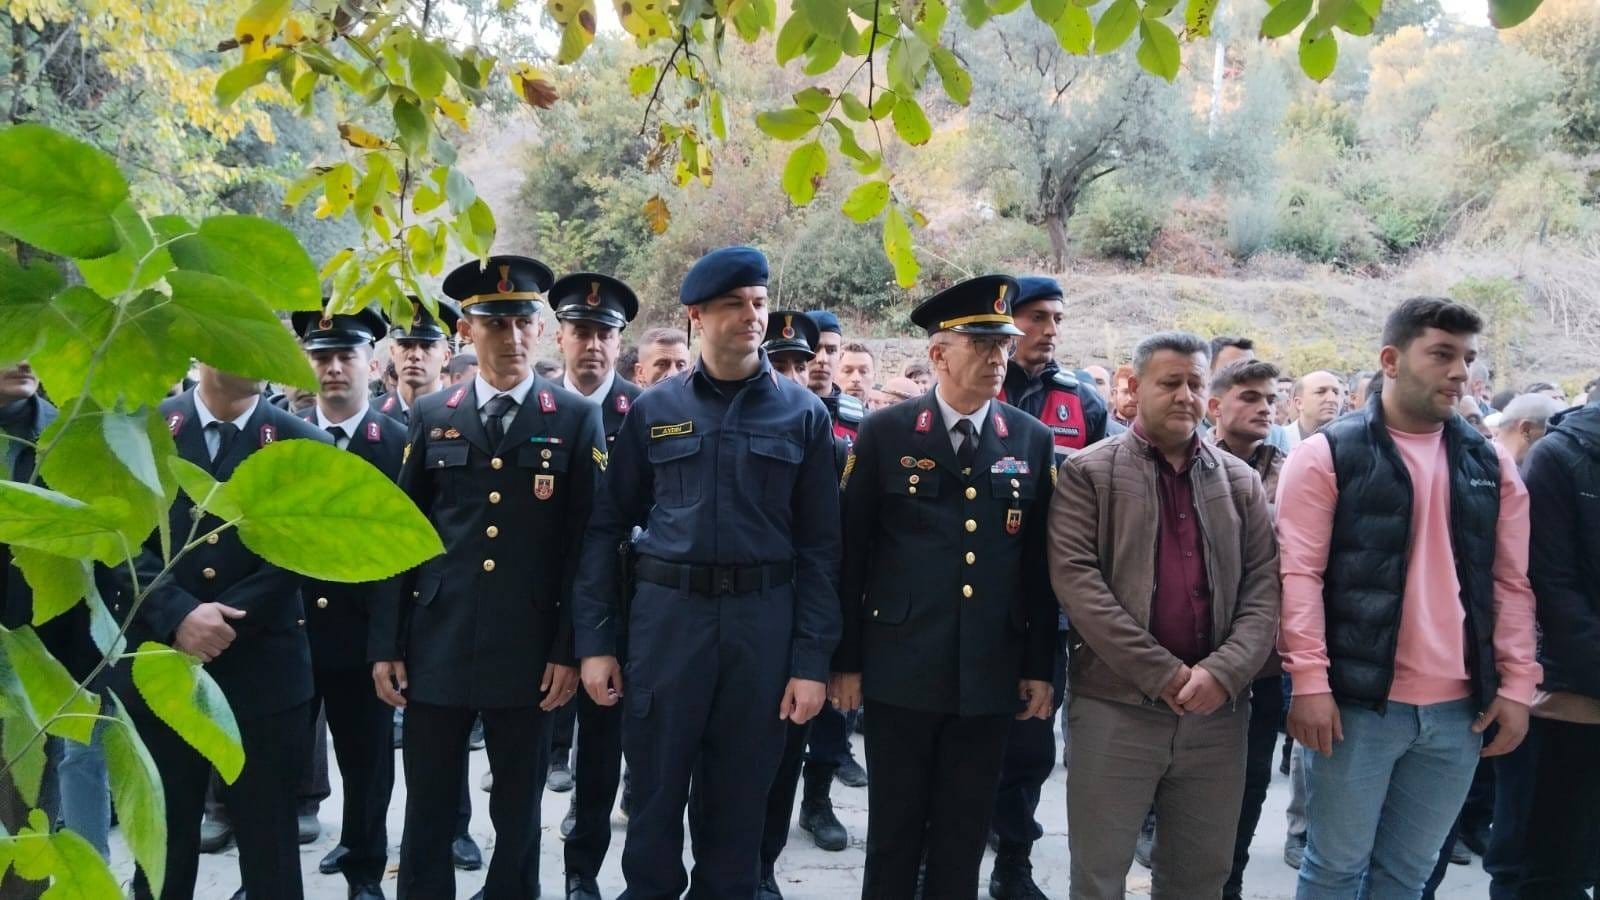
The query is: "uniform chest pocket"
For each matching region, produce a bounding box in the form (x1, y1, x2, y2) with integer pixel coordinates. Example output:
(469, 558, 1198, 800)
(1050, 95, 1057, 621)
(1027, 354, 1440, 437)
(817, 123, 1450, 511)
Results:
(988, 473, 1038, 502)
(884, 467, 941, 528)
(426, 442, 470, 469)
(748, 434, 803, 506)
(518, 444, 572, 472)
(647, 435, 702, 508)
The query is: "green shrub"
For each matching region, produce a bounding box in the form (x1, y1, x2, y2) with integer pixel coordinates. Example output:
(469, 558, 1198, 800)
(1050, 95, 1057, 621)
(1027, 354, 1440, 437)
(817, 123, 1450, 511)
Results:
(1270, 183, 1379, 267)
(1225, 195, 1277, 259)
(1075, 185, 1169, 261)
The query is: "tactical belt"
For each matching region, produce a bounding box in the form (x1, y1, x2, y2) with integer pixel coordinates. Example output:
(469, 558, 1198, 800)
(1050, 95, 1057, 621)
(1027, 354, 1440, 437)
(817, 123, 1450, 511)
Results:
(635, 556, 795, 597)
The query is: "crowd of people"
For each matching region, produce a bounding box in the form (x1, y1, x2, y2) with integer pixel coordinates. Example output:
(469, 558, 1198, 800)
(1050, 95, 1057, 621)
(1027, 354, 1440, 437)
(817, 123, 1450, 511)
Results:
(0, 246, 1594, 900)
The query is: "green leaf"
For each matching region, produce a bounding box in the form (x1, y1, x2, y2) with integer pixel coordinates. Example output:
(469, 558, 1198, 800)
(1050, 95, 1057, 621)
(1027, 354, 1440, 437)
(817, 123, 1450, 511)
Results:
(13, 548, 93, 627)
(215, 57, 277, 108)
(168, 214, 322, 312)
(131, 642, 244, 782)
(455, 197, 497, 259)
(86, 589, 126, 660)
(802, 36, 843, 75)
(756, 107, 821, 140)
(393, 98, 431, 157)
(31, 287, 188, 409)
(1336, 1, 1374, 34)
(1055, 3, 1093, 51)
(0, 479, 128, 564)
(887, 35, 930, 94)
(1136, 18, 1181, 81)
(1298, 27, 1337, 80)
(991, 0, 1028, 13)
(0, 625, 99, 742)
(1094, 0, 1141, 53)
(1, 704, 46, 805)
(7, 816, 123, 895)
(101, 408, 165, 499)
(169, 456, 243, 522)
(709, 90, 728, 141)
(882, 204, 918, 288)
(76, 202, 174, 299)
(775, 12, 815, 65)
(829, 118, 871, 161)
(1031, 0, 1067, 22)
(628, 64, 657, 96)
(0, 124, 129, 259)
(1488, 0, 1542, 27)
(1261, 0, 1312, 36)
(840, 92, 870, 121)
(36, 403, 172, 552)
(409, 38, 449, 98)
(166, 270, 317, 390)
(793, 86, 833, 113)
(891, 96, 933, 146)
(869, 90, 898, 120)
(105, 692, 166, 897)
(798, 0, 849, 36)
(780, 141, 829, 207)
(1184, 0, 1218, 35)
(961, 0, 992, 26)
(929, 47, 971, 105)
(444, 167, 477, 216)
(842, 180, 891, 222)
(226, 439, 444, 581)
(0, 254, 62, 367)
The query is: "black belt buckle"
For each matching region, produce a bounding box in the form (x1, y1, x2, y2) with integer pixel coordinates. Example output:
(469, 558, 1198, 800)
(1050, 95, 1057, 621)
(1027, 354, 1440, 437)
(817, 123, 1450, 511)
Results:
(712, 565, 737, 596)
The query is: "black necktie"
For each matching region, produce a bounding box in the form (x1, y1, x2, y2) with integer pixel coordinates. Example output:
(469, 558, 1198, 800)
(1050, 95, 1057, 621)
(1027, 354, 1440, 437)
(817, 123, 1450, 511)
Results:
(484, 394, 516, 447)
(208, 422, 239, 470)
(327, 425, 347, 448)
(954, 418, 977, 473)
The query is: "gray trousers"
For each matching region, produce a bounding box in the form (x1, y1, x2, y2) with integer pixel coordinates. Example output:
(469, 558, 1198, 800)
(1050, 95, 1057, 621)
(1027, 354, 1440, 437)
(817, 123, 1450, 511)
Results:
(1065, 693, 1250, 900)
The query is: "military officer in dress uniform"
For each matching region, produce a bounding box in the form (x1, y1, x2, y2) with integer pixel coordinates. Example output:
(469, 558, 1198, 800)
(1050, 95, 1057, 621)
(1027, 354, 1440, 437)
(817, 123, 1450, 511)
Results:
(375, 297, 460, 425)
(545, 273, 643, 900)
(371, 255, 605, 900)
(804, 310, 866, 448)
(574, 247, 841, 900)
(289, 306, 405, 900)
(831, 275, 1058, 900)
(120, 364, 333, 900)
(988, 275, 1108, 899)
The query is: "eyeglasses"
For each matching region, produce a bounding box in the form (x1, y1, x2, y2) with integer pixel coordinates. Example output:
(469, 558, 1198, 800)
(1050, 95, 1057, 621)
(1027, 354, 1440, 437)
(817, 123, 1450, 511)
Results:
(956, 335, 1014, 356)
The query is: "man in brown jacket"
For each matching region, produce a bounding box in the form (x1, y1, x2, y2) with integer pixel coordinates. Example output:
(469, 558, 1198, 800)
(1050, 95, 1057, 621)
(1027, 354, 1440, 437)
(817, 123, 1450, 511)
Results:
(1049, 331, 1279, 899)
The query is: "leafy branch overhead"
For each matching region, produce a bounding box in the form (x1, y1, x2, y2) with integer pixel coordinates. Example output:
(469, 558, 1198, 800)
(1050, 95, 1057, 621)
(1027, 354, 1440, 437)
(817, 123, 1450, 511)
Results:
(219, 0, 1547, 289)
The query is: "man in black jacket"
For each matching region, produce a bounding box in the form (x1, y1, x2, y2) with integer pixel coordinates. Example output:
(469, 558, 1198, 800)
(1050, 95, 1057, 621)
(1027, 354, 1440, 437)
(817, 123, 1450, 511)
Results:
(832, 275, 1056, 899)
(1484, 398, 1600, 898)
(120, 363, 332, 900)
(292, 307, 404, 900)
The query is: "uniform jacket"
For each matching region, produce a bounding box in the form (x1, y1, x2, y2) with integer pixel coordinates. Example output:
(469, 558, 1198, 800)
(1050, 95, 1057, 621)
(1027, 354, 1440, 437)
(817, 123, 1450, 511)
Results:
(1000, 360, 1109, 459)
(835, 392, 1059, 717)
(573, 353, 842, 681)
(1522, 401, 1600, 700)
(126, 390, 331, 720)
(1048, 427, 1279, 708)
(296, 406, 407, 670)
(372, 376, 606, 709)
(821, 385, 865, 446)
(374, 390, 409, 424)
(594, 376, 642, 444)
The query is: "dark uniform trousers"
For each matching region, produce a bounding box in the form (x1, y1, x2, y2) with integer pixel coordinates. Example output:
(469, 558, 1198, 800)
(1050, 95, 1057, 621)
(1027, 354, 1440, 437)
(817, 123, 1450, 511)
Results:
(311, 666, 395, 883)
(991, 632, 1068, 847)
(564, 689, 624, 879)
(127, 391, 332, 900)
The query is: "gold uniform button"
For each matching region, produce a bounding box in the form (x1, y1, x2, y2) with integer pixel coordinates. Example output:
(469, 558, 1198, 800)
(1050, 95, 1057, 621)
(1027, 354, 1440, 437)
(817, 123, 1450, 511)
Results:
(962, 584, 974, 598)
(541, 461, 551, 470)
(965, 487, 977, 500)
(541, 449, 553, 459)
(909, 474, 920, 485)
(1010, 478, 1020, 488)
(872, 609, 879, 617)
(491, 457, 504, 470)
(965, 519, 977, 533)
(1012, 490, 1020, 499)
(483, 559, 496, 572)
(489, 491, 502, 504)
(201, 567, 216, 580)
(908, 487, 917, 495)
(316, 597, 328, 609)
(486, 525, 499, 538)
(205, 533, 219, 545)
(965, 552, 976, 565)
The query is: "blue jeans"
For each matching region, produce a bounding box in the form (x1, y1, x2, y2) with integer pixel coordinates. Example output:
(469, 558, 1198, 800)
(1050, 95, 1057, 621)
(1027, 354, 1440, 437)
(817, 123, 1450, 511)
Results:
(57, 717, 111, 859)
(1296, 698, 1481, 900)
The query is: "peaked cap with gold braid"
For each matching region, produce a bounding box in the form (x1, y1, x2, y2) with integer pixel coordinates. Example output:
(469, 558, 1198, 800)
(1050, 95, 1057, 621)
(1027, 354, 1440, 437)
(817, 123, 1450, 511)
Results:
(441, 255, 556, 316)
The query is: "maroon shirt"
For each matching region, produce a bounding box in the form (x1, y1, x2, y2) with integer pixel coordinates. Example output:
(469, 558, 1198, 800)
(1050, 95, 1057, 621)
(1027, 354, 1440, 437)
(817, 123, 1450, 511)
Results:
(1135, 423, 1212, 666)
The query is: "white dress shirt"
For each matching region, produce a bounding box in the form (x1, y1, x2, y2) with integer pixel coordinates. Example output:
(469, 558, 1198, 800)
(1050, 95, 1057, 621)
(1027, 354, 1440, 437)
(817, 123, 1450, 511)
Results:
(314, 403, 369, 450)
(475, 372, 537, 432)
(933, 387, 990, 452)
(563, 369, 615, 405)
(194, 392, 259, 461)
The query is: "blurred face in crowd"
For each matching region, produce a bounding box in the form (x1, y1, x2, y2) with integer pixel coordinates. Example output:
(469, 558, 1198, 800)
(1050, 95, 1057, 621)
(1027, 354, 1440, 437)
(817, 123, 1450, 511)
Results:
(1209, 376, 1276, 449)
(808, 330, 841, 395)
(197, 364, 265, 403)
(389, 338, 450, 395)
(688, 287, 767, 361)
(838, 350, 875, 402)
(1382, 327, 1478, 428)
(0, 363, 39, 404)
(931, 332, 1010, 409)
(1211, 344, 1253, 372)
(459, 313, 543, 387)
(310, 346, 371, 410)
(1084, 365, 1111, 399)
(1533, 384, 1568, 406)
(769, 350, 811, 385)
(907, 368, 933, 391)
(635, 339, 690, 386)
(1012, 300, 1063, 374)
(1131, 350, 1209, 448)
(1294, 371, 1347, 432)
(449, 360, 479, 385)
(1495, 414, 1547, 465)
(556, 320, 622, 390)
(1458, 395, 1493, 439)
(1111, 373, 1139, 421)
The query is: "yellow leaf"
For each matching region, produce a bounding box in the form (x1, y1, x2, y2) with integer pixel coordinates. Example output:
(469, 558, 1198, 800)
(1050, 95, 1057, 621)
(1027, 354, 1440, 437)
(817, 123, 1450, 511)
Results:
(281, 17, 306, 46)
(509, 64, 559, 109)
(549, 0, 599, 62)
(337, 122, 388, 150)
(435, 95, 470, 129)
(235, 0, 291, 61)
(642, 195, 671, 234)
(613, 0, 674, 40)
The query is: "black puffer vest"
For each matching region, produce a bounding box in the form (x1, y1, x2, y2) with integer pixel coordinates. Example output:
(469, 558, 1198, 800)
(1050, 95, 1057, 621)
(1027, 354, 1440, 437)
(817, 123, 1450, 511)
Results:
(1321, 393, 1501, 709)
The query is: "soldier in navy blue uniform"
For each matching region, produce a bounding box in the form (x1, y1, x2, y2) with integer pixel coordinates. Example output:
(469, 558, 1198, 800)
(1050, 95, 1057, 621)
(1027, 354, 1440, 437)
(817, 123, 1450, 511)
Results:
(546, 273, 643, 900)
(573, 247, 841, 900)
(118, 364, 333, 900)
(987, 275, 1108, 899)
(375, 297, 460, 425)
(288, 306, 405, 900)
(371, 255, 605, 900)
(831, 275, 1058, 900)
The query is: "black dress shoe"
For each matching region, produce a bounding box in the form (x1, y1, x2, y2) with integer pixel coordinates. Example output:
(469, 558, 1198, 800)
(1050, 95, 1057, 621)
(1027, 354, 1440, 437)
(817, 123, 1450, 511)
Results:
(320, 844, 350, 875)
(547, 759, 575, 793)
(561, 794, 578, 840)
(757, 873, 784, 900)
(349, 884, 385, 900)
(834, 757, 868, 787)
(798, 801, 848, 852)
(1449, 837, 1473, 865)
(298, 813, 323, 844)
(989, 859, 1050, 899)
(198, 816, 234, 853)
(453, 833, 484, 870)
(566, 871, 602, 900)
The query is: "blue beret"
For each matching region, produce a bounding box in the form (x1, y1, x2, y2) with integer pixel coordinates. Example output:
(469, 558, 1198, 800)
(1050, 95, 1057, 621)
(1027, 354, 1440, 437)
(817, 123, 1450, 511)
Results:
(1013, 276, 1064, 310)
(805, 309, 841, 334)
(679, 246, 769, 306)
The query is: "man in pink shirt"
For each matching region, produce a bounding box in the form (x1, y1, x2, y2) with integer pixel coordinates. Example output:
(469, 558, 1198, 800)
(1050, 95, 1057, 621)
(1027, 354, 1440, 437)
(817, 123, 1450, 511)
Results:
(1276, 296, 1541, 898)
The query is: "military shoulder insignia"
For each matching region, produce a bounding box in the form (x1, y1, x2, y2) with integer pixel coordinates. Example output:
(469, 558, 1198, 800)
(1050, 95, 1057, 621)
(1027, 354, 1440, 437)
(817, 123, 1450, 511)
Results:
(914, 409, 932, 433)
(259, 424, 276, 446)
(650, 421, 693, 439)
(381, 395, 397, 412)
(592, 446, 607, 471)
(840, 452, 856, 489)
(166, 412, 185, 436)
(539, 390, 556, 413)
(1049, 369, 1080, 391)
(366, 421, 381, 443)
(615, 394, 630, 414)
(445, 387, 467, 408)
(993, 411, 1009, 438)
